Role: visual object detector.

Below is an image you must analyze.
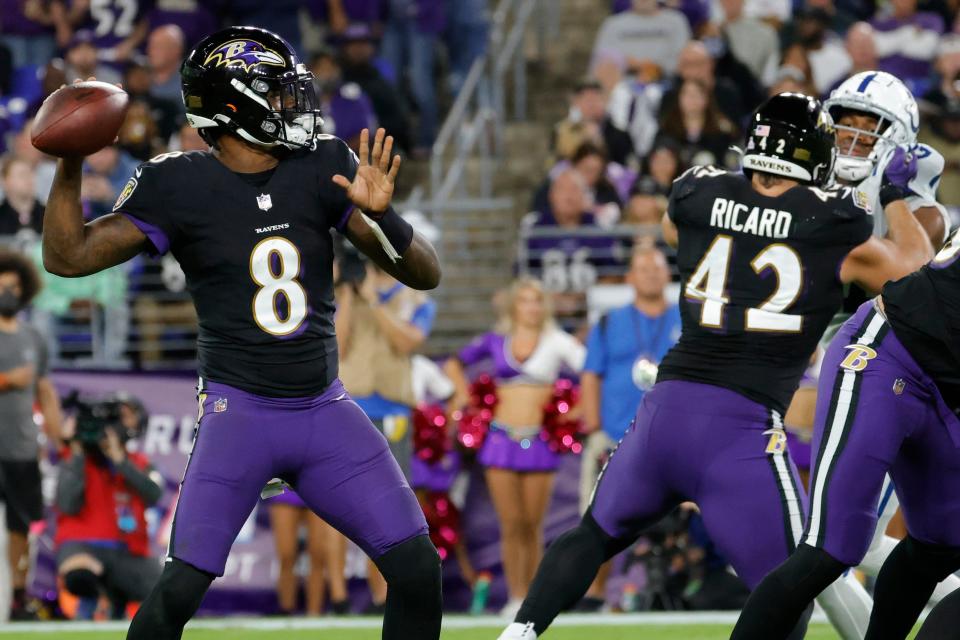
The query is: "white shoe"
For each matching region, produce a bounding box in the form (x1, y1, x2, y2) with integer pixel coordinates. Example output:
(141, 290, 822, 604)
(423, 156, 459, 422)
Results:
(496, 622, 537, 639)
(499, 597, 524, 618)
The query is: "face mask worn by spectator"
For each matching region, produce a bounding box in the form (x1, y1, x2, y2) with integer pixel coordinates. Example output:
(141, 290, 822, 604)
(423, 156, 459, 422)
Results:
(0, 287, 22, 317)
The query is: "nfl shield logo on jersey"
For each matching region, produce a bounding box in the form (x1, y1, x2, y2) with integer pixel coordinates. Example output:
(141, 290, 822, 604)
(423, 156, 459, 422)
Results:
(214, 397, 228, 413)
(257, 193, 273, 211)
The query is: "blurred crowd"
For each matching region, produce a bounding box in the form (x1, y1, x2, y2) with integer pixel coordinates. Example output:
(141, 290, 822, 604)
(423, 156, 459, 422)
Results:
(518, 0, 960, 326)
(0, 0, 490, 367)
(3, 0, 960, 625)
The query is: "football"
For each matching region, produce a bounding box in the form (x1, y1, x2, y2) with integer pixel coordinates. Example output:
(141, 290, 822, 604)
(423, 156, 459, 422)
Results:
(31, 81, 130, 157)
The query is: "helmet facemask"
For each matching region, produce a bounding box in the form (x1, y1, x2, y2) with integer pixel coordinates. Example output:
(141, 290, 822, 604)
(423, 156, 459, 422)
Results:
(230, 63, 323, 149)
(831, 108, 897, 182)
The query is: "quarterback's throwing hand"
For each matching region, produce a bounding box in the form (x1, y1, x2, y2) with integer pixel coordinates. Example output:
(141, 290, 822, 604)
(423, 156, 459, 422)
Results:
(332, 127, 401, 217)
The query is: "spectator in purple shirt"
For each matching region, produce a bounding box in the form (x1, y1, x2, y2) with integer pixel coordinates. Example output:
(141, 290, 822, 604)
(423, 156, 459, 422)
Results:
(310, 0, 387, 35)
(0, 0, 58, 68)
(147, 0, 220, 48)
(871, 0, 944, 96)
(444, 0, 488, 96)
(64, 0, 152, 67)
(381, 0, 445, 156)
(337, 24, 411, 152)
(310, 49, 377, 150)
(523, 170, 624, 305)
(228, 0, 305, 59)
(63, 30, 121, 85)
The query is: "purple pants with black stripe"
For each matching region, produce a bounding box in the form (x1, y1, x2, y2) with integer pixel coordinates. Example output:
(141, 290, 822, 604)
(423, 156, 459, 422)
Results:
(804, 301, 960, 566)
(589, 379, 806, 589)
(170, 378, 428, 576)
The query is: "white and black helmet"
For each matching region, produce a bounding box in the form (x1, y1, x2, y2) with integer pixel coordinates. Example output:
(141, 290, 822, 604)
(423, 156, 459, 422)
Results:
(741, 92, 836, 187)
(823, 71, 919, 182)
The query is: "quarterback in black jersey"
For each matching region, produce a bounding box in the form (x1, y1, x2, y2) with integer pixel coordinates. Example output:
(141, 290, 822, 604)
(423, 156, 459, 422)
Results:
(497, 94, 933, 640)
(42, 27, 442, 640)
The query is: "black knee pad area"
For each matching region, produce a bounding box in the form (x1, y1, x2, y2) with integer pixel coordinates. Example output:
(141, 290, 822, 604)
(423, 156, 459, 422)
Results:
(900, 536, 960, 583)
(376, 535, 442, 594)
(582, 511, 635, 559)
(778, 544, 848, 590)
(63, 569, 100, 599)
(156, 559, 214, 623)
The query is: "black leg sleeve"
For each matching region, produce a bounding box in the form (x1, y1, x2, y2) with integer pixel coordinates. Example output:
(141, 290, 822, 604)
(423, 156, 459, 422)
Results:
(916, 583, 960, 640)
(866, 536, 960, 640)
(517, 512, 632, 636)
(374, 534, 442, 640)
(126, 558, 214, 640)
(730, 544, 848, 640)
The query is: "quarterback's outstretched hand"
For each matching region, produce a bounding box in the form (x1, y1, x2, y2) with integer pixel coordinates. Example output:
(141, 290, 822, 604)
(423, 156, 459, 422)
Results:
(332, 128, 401, 216)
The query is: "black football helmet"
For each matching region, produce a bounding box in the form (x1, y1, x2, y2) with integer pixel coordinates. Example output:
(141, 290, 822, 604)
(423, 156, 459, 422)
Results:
(741, 93, 836, 187)
(181, 26, 322, 149)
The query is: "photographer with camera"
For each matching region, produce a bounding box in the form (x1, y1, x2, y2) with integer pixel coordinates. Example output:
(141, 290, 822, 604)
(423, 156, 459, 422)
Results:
(54, 395, 163, 620)
(0, 249, 62, 621)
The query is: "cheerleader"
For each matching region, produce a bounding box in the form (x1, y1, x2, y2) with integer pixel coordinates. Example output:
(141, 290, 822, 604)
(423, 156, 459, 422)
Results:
(446, 278, 585, 616)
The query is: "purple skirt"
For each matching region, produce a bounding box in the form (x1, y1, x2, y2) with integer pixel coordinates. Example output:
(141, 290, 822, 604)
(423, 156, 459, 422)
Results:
(411, 451, 462, 492)
(478, 424, 560, 472)
(265, 488, 306, 508)
(786, 431, 812, 471)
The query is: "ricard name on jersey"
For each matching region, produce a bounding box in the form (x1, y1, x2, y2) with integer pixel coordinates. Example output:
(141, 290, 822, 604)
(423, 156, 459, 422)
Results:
(709, 197, 792, 239)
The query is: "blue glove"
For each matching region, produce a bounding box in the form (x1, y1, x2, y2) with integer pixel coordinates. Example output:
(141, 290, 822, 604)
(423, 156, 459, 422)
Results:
(882, 145, 918, 189)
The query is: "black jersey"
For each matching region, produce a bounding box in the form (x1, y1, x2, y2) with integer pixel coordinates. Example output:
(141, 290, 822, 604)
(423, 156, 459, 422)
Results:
(657, 167, 873, 412)
(114, 136, 360, 397)
(883, 227, 960, 409)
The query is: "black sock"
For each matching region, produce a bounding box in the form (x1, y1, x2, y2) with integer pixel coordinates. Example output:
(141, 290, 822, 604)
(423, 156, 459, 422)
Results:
(517, 513, 630, 636)
(12, 587, 25, 607)
(374, 534, 442, 640)
(730, 544, 847, 640)
(866, 536, 960, 640)
(916, 585, 960, 640)
(126, 559, 213, 640)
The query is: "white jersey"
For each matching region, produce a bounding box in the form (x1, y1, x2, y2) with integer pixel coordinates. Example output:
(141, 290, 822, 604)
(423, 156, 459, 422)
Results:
(861, 143, 950, 243)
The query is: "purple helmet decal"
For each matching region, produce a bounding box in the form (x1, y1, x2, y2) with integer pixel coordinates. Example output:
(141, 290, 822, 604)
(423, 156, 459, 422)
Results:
(203, 40, 286, 72)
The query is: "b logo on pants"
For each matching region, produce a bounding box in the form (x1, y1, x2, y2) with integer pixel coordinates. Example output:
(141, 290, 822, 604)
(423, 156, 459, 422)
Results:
(763, 428, 787, 455)
(840, 344, 877, 372)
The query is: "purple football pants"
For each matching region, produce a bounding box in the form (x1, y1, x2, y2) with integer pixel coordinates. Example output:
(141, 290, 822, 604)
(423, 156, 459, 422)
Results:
(804, 302, 960, 566)
(170, 378, 428, 576)
(589, 379, 806, 589)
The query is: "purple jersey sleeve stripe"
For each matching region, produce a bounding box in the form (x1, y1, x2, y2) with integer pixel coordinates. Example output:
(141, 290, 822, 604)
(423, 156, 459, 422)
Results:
(120, 212, 170, 255)
(336, 205, 356, 231)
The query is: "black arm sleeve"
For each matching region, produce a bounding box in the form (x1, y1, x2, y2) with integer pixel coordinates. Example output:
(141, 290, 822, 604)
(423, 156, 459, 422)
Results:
(55, 454, 87, 515)
(116, 460, 164, 506)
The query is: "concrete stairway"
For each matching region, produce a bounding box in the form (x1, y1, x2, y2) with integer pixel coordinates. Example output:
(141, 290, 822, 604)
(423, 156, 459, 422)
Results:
(425, 0, 606, 356)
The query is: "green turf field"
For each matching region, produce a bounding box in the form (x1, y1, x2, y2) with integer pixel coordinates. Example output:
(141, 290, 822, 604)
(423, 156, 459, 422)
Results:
(0, 624, 850, 640)
(0, 613, 925, 639)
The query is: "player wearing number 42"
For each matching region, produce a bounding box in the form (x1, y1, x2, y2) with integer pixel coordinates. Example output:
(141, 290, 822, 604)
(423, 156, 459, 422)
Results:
(40, 26, 442, 640)
(497, 93, 934, 640)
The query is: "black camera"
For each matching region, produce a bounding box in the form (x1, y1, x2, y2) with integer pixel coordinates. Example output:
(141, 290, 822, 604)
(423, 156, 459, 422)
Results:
(334, 235, 368, 287)
(67, 396, 123, 445)
(63, 392, 146, 445)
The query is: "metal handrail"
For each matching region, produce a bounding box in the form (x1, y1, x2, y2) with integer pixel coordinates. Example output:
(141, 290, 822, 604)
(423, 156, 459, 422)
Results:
(426, 0, 550, 216)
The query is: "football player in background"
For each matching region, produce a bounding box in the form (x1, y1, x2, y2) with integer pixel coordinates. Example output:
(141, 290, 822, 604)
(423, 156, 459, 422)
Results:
(730, 227, 960, 640)
(784, 70, 960, 640)
(40, 27, 443, 640)
(497, 93, 933, 640)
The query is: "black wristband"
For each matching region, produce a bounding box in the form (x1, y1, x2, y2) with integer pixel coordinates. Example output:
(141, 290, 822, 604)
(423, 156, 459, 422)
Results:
(879, 183, 906, 209)
(371, 207, 414, 255)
